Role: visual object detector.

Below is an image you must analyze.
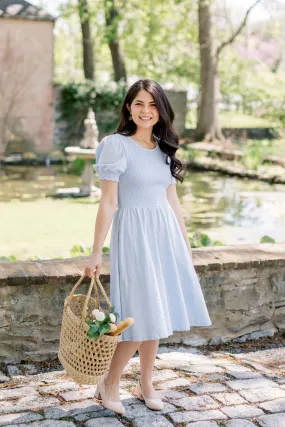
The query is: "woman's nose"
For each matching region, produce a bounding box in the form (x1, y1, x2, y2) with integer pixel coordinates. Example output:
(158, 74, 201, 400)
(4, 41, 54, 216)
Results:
(141, 105, 150, 113)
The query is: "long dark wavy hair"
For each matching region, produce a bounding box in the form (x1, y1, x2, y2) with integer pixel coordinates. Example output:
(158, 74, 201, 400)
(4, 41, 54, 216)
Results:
(115, 79, 186, 183)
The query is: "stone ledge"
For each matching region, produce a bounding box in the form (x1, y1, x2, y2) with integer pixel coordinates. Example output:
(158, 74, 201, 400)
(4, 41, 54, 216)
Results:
(1, 243, 285, 361)
(0, 244, 284, 287)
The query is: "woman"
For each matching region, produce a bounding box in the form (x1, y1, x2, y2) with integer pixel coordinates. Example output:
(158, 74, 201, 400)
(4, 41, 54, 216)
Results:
(84, 79, 212, 415)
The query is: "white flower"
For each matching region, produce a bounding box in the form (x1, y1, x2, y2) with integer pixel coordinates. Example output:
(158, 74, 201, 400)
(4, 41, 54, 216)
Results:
(92, 309, 105, 321)
(92, 309, 100, 318)
(109, 313, 116, 323)
(95, 311, 105, 321)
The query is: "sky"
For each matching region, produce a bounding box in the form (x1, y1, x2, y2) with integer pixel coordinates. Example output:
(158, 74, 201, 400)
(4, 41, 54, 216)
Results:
(32, 0, 272, 23)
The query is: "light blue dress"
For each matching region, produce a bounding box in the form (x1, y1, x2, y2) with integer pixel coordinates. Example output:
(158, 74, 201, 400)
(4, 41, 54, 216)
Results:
(93, 133, 212, 342)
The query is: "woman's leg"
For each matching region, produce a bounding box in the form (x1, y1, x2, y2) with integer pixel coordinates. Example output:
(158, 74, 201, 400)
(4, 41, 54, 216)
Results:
(138, 339, 160, 397)
(104, 340, 142, 400)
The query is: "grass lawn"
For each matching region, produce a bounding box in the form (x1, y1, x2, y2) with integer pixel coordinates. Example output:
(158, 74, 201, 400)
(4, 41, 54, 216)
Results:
(1, 198, 112, 261)
(186, 110, 277, 129)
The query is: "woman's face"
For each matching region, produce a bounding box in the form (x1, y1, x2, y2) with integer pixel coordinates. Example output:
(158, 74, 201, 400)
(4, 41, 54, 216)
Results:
(127, 90, 159, 129)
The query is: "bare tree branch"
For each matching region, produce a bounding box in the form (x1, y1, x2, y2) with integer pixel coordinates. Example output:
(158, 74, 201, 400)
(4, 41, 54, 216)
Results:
(217, 0, 263, 57)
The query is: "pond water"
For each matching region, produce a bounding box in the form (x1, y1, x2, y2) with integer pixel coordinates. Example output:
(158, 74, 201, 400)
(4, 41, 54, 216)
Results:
(1, 165, 285, 250)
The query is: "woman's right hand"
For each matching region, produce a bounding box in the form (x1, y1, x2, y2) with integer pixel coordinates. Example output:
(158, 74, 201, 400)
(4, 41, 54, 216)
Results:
(84, 252, 102, 278)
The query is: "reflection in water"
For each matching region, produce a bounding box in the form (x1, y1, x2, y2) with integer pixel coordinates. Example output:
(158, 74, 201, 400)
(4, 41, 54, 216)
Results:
(179, 171, 285, 244)
(1, 165, 285, 245)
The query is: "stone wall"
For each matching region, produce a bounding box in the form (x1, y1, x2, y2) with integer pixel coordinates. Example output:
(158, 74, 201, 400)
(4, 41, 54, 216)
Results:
(0, 243, 285, 363)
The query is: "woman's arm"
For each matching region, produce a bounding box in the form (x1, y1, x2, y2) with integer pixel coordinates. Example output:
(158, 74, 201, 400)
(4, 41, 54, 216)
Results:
(85, 181, 118, 278)
(92, 181, 118, 254)
(166, 183, 193, 260)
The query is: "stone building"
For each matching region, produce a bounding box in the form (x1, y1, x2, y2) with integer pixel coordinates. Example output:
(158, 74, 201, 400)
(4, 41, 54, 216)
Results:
(0, 0, 55, 156)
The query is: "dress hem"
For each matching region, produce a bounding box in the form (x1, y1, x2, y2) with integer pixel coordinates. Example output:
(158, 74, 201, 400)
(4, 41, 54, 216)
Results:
(119, 322, 213, 342)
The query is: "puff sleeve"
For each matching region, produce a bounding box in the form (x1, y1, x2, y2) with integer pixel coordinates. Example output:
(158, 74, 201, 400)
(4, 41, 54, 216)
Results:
(93, 135, 127, 182)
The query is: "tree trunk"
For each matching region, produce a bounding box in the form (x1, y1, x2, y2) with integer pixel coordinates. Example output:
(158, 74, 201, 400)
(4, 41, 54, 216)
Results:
(195, 0, 223, 142)
(104, 0, 127, 82)
(78, 0, 94, 80)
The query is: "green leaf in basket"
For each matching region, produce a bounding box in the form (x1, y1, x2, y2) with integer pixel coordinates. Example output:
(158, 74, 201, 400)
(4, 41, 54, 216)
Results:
(98, 323, 111, 338)
(92, 332, 100, 341)
(104, 314, 110, 323)
(87, 323, 100, 338)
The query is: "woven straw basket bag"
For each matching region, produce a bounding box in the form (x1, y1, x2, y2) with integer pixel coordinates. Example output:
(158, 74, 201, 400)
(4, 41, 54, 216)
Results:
(58, 273, 120, 385)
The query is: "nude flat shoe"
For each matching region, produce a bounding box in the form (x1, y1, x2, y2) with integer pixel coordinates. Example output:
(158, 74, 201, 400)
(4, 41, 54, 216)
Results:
(94, 373, 125, 415)
(135, 379, 164, 410)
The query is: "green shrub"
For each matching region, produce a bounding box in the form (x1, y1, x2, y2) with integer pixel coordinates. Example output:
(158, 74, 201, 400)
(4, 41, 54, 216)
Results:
(190, 231, 223, 248)
(260, 235, 275, 243)
(59, 80, 128, 140)
(70, 244, 109, 257)
(241, 139, 273, 170)
(184, 147, 199, 161)
(68, 158, 87, 175)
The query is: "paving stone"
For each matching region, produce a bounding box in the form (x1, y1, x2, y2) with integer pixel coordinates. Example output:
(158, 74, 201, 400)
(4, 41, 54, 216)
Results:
(8, 422, 75, 427)
(169, 409, 227, 424)
(156, 378, 190, 389)
(38, 382, 79, 396)
(178, 364, 224, 374)
(224, 421, 257, 426)
(258, 397, 285, 413)
(226, 378, 279, 391)
(220, 404, 264, 418)
(185, 423, 219, 427)
(74, 409, 114, 422)
(211, 392, 247, 405)
(0, 396, 60, 415)
(0, 372, 10, 383)
(239, 386, 285, 403)
(242, 360, 272, 374)
(0, 387, 38, 401)
(120, 395, 142, 406)
(256, 413, 285, 426)
(204, 374, 228, 382)
(161, 389, 188, 401)
(59, 387, 96, 401)
(0, 413, 43, 426)
(132, 415, 173, 427)
(169, 395, 219, 410)
(190, 382, 227, 394)
(122, 402, 176, 421)
(154, 359, 193, 370)
(24, 371, 66, 383)
(215, 363, 252, 373)
(44, 400, 103, 419)
(85, 418, 124, 427)
(152, 369, 178, 382)
(156, 349, 210, 363)
(227, 371, 263, 380)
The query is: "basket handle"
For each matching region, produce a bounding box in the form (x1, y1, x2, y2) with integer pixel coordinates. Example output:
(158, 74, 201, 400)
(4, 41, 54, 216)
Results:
(81, 273, 112, 322)
(64, 272, 112, 322)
